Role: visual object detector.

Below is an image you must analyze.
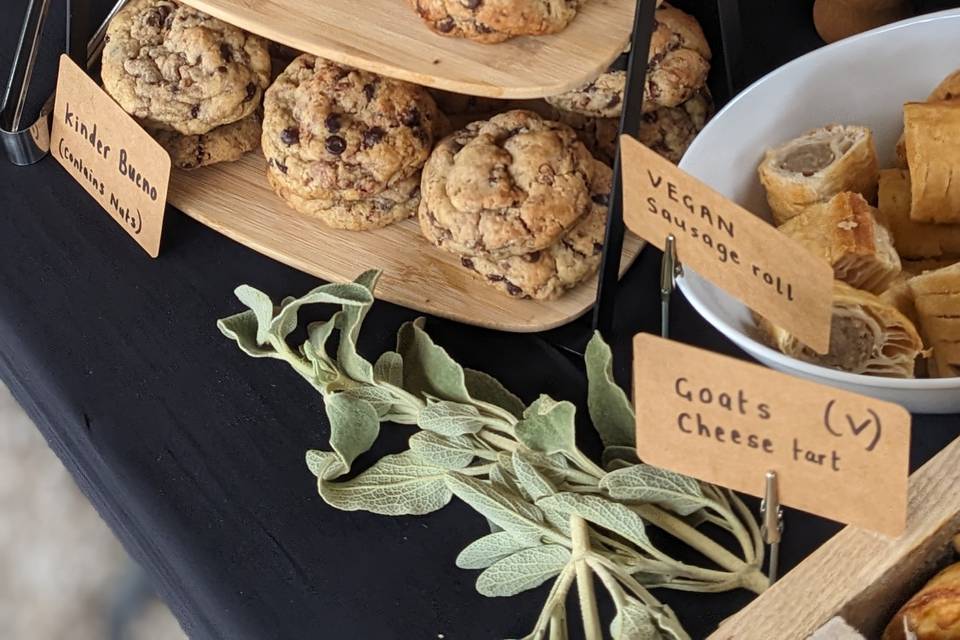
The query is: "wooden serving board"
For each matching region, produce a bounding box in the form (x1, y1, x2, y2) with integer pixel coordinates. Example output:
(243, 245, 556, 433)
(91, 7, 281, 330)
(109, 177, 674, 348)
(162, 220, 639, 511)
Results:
(167, 152, 645, 332)
(177, 0, 635, 98)
(709, 435, 960, 640)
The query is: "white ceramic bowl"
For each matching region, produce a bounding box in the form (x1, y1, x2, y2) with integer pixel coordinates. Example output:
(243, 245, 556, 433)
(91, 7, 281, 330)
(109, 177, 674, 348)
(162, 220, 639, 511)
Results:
(677, 9, 960, 414)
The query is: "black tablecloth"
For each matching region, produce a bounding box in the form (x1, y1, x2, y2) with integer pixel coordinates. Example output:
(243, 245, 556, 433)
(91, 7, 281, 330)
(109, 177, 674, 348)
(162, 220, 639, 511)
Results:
(1, 2, 958, 639)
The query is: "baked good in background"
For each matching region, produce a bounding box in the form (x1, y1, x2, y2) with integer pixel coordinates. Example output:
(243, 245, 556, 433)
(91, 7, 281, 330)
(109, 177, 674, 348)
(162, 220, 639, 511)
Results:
(545, 3, 710, 117)
(101, 0, 270, 136)
(262, 54, 444, 229)
(458, 162, 613, 300)
(419, 110, 597, 259)
(902, 101, 960, 223)
(878, 169, 960, 259)
(778, 192, 900, 294)
(757, 124, 879, 226)
(882, 562, 960, 640)
(149, 112, 261, 170)
(407, 0, 583, 43)
(756, 281, 922, 378)
(908, 263, 960, 378)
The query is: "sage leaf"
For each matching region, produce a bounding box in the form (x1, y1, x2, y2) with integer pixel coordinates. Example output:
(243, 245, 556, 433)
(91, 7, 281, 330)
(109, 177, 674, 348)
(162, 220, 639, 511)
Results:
(335, 271, 380, 383)
(515, 395, 577, 456)
(537, 498, 572, 537)
(489, 462, 523, 499)
(536, 493, 652, 552)
(341, 386, 397, 419)
(305, 449, 345, 481)
(445, 473, 546, 546)
(418, 401, 487, 436)
(306, 314, 341, 366)
(456, 531, 532, 570)
(373, 351, 403, 386)
(233, 285, 275, 345)
(397, 318, 473, 404)
(602, 446, 641, 470)
(218, 310, 279, 359)
(475, 545, 571, 597)
(325, 393, 380, 475)
(319, 450, 451, 515)
(585, 332, 636, 449)
(409, 432, 475, 470)
(512, 452, 557, 501)
(610, 598, 661, 640)
(464, 368, 525, 418)
(270, 282, 373, 342)
(599, 465, 705, 516)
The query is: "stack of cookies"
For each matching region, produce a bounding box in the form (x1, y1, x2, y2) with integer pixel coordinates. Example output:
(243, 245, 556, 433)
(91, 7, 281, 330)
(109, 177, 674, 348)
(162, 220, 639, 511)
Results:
(407, 0, 585, 43)
(101, 0, 270, 170)
(261, 55, 446, 230)
(545, 2, 713, 164)
(419, 110, 612, 300)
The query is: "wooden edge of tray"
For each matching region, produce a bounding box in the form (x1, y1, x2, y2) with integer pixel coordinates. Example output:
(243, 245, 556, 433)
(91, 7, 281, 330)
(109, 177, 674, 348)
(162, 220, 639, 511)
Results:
(167, 152, 646, 333)
(177, 0, 634, 99)
(708, 435, 960, 640)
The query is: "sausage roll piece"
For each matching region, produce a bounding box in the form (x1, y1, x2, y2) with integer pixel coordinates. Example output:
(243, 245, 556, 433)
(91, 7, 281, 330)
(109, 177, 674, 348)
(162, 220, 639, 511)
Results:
(909, 262, 960, 378)
(757, 281, 922, 378)
(882, 562, 960, 640)
(758, 124, 879, 225)
(903, 101, 960, 224)
(895, 67, 960, 167)
(878, 169, 960, 259)
(779, 191, 901, 293)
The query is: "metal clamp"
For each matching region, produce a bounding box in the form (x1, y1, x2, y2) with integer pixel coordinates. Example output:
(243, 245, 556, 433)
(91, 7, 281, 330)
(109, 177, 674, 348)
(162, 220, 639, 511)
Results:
(659, 234, 682, 339)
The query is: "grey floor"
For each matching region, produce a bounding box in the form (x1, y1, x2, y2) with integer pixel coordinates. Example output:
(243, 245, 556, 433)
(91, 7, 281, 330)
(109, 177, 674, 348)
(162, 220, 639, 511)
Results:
(0, 382, 186, 640)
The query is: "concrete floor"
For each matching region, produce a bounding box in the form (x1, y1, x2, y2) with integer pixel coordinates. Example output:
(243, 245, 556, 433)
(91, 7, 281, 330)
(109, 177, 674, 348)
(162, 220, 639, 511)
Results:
(0, 382, 185, 640)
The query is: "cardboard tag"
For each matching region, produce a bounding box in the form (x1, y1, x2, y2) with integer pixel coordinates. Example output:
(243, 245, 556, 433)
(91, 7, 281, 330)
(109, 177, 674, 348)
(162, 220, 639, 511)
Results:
(620, 135, 832, 354)
(633, 334, 911, 536)
(51, 55, 169, 257)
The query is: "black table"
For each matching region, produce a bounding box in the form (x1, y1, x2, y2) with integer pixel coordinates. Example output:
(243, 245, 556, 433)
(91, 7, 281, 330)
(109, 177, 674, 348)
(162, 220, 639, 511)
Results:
(1, 2, 957, 638)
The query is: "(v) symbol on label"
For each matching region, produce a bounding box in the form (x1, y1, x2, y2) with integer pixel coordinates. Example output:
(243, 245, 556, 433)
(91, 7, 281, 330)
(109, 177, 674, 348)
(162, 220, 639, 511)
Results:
(823, 400, 882, 452)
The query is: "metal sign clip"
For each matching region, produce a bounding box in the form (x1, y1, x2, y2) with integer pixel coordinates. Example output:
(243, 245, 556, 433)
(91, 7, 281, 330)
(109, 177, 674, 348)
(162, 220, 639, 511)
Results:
(659, 234, 683, 338)
(760, 470, 785, 583)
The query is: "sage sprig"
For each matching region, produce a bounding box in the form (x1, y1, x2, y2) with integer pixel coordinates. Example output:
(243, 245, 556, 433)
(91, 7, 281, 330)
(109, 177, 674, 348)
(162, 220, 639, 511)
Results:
(218, 271, 769, 640)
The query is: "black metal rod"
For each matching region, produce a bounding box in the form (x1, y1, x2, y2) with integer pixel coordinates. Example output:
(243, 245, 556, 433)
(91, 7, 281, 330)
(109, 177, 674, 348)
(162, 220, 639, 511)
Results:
(67, 0, 91, 67)
(716, 0, 742, 100)
(1, 0, 52, 132)
(591, 0, 658, 335)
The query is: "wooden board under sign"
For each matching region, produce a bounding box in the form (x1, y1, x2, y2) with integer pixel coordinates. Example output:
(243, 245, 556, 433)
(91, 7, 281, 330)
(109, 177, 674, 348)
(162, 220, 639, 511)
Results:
(177, 0, 634, 98)
(709, 436, 960, 640)
(167, 152, 645, 332)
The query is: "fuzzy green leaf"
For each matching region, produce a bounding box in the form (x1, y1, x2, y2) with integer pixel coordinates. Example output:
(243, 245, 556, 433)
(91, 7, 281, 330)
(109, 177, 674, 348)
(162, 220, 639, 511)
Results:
(475, 545, 571, 597)
(464, 368, 525, 418)
(318, 451, 450, 515)
(611, 599, 661, 640)
(455, 531, 532, 570)
(515, 395, 577, 456)
(489, 461, 523, 499)
(218, 310, 278, 359)
(409, 432, 476, 470)
(418, 401, 487, 436)
(397, 319, 473, 403)
(341, 386, 397, 419)
(270, 282, 373, 342)
(512, 452, 557, 501)
(334, 271, 380, 383)
(585, 333, 636, 449)
(602, 445, 641, 470)
(233, 285, 275, 345)
(537, 493, 652, 552)
(599, 465, 705, 516)
(373, 352, 403, 386)
(305, 449, 344, 481)
(305, 313, 341, 366)
(325, 393, 380, 476)
(445, 473, 546, 546)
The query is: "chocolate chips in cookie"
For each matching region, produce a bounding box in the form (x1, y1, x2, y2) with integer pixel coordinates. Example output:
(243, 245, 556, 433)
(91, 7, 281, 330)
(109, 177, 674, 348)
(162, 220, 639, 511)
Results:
(419, 110, 598, 259)
(150, 112, 261, 170)
(408, 0, 583, 44)
(101, 0, 270, 135)
(262, 54, 443, 229)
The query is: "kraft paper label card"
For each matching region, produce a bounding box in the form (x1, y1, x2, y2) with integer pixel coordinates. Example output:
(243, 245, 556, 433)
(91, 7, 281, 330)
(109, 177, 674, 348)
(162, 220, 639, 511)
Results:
(51, 55, 169, 257)
(620, 135, 833, 354)
(633, 334, 911, 536)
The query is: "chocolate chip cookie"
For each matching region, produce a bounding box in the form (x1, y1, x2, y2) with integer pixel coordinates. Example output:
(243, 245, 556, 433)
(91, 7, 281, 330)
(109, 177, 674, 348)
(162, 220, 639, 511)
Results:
(102, 0, 270, 135)
(545, 3, 710, 116)
(459, 161, 612, 299)
(262, 54, 442, 202)
(408, 0, 582, 44)
(267, 171, 421, 230)
(419, 110, 597, 259)
(151, 112, 261, 169)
